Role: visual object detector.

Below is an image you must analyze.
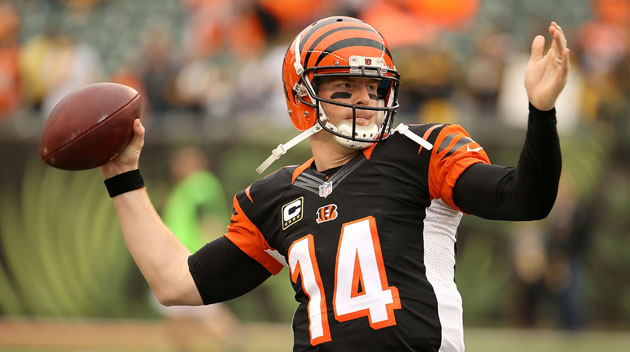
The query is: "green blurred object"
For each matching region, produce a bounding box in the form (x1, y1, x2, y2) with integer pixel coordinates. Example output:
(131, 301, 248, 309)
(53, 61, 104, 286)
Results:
(162, 171, 229, 252)
(0, 159, 138, 318)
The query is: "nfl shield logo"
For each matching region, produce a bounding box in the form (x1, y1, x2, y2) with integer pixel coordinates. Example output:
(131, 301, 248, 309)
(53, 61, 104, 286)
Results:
(319, 181, 333, 198)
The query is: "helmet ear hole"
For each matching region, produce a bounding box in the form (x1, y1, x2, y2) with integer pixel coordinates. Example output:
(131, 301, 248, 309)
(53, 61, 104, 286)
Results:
(291, 88, 300, 105)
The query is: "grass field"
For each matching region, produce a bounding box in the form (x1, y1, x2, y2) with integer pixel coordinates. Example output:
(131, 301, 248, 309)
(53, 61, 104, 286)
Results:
(0, 319, 628, 351)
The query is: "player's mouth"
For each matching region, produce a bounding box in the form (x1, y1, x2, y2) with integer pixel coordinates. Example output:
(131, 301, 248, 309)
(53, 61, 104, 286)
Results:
(347, 116, 373, 126)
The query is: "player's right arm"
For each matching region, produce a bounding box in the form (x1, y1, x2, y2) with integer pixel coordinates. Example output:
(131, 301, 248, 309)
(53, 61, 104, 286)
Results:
(100, 119, 203, 306)
(189, 176, 289, 303)
(101, 119, 272, 306)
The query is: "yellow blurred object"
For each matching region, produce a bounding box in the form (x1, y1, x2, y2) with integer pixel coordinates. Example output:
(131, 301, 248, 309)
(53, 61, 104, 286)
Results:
(417, 99, 458, 124)
(19, 35, 52, 105)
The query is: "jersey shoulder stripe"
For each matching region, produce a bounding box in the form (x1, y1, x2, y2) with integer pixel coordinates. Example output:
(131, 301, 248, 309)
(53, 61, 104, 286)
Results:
(225, 196, 284, 275)
(224, 165, 298, 275)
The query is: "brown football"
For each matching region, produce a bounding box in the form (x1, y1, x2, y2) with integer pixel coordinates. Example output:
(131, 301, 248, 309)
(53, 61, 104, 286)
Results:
(40, 83, 142, 170)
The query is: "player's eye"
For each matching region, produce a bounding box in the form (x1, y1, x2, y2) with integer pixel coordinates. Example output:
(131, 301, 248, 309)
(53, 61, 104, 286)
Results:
(336, 83, 353, 89)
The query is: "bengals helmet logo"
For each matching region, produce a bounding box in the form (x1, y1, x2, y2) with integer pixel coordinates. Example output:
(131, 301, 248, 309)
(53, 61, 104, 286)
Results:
(316, 204, 338, 224)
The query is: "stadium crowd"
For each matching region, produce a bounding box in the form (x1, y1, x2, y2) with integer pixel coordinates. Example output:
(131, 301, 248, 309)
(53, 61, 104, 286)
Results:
(0, 0, 626, 133)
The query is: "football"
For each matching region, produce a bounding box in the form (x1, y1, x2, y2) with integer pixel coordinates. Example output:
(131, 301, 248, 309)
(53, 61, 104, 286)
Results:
(40, 83, 142, 170)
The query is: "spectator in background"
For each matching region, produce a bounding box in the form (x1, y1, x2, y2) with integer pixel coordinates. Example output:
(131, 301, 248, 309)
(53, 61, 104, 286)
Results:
(396, 48, 459, 124)
(171, 48, 235, 123)
(544, 175, 591, 330)
(182, 0, 234, 58)
(254, 0, 333, 33)
(20, 22, 102, 119)
(511, 174, 592, 330)
(110, 53, 150, 123)
(0, 2, 21, 120)
(576, 0, 629, 128)
(157, 146, 240, 351)
(234, 40, 291, 127)
(182, 0, 267, 60)
(465, 29, 510, 118)
(163, 146, 229, 252)
(39, 31, 102, 118)
(19, 26, 56, 113)
(138, 25, 180, 123)
(59, 0, 103, 15)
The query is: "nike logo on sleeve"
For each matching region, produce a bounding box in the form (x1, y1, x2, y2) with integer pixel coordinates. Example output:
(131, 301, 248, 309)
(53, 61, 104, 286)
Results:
(466, 145, 483, 152)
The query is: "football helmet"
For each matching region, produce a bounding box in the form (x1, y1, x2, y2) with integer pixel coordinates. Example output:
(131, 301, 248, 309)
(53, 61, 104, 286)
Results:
(257, 16, 432, 174)
(282, 16, 400, 149)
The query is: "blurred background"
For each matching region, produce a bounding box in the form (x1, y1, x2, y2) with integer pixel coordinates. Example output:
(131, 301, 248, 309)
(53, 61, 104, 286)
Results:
(0, 0, 628, 351)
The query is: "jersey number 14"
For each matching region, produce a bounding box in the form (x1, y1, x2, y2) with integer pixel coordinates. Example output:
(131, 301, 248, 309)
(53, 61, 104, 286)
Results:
(288, 216, 402, 345)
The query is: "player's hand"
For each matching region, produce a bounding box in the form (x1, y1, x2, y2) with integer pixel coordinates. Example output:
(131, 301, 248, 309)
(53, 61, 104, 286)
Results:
(100, 119, 145, 179)
(525, 21, 570, 111)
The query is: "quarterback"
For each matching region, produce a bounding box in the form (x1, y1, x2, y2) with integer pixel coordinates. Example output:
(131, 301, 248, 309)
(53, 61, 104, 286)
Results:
(101, 16, 569, 352)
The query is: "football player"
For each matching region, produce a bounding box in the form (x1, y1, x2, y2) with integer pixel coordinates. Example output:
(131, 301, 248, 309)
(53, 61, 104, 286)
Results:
(101, 16, 569, 352)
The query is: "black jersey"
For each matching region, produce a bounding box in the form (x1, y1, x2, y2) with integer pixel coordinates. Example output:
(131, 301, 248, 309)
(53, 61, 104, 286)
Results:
(221, 123, 490, 352)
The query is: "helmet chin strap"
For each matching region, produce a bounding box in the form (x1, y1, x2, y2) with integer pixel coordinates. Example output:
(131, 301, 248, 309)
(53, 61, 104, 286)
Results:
(256, 118, 378, 175)
(392, 123, 434, 150)
(256, 122, 324, 174)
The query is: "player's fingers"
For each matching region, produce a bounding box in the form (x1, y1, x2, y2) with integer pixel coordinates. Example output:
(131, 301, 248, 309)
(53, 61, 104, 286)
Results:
(549, 24, 569, 68)
(133, 119, 145, 135)
(130, 119, 145, 148)
(550, 23, 567, 54)
(530, 35, 545, 62)
(551, 22, 567, 44)
(561, 48, 570, 72)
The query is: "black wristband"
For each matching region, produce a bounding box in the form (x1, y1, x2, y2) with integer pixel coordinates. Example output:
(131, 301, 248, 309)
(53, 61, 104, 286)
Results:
(104, 169, 144, 198)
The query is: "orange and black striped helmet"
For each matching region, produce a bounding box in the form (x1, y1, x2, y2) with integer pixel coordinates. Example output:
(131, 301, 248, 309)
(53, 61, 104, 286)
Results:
(282, 16, 400, 145)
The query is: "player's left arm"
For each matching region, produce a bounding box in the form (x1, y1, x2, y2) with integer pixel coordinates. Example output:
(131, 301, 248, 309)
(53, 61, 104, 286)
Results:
(453, 22, 568, 220)
(453, 104, 560, 220)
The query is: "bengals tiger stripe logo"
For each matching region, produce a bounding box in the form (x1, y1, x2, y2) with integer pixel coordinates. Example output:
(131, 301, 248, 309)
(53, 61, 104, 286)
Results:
(316, 204, 338, 224)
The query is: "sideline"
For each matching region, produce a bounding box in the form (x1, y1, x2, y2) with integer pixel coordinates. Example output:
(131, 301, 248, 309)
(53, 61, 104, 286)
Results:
(1, 319, 628, 352)
(0, 318, 292, 351)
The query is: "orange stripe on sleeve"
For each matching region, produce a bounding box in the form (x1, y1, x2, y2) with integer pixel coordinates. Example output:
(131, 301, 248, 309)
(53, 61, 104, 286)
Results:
(418, 124, 443, 155)
(428, 125, 490, 211)
(224, 196, 284, 275)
